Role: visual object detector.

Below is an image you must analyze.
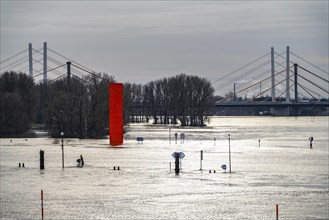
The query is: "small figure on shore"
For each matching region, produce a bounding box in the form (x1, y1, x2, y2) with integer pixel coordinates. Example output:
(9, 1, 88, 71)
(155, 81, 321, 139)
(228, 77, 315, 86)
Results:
(180, 133, 185, 143)
(174, 133, 178, 144)
(309, 137, 313, 149)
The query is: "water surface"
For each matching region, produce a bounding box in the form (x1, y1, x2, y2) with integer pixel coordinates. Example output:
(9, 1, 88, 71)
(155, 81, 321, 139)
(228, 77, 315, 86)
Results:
(1, 116, 328, 219)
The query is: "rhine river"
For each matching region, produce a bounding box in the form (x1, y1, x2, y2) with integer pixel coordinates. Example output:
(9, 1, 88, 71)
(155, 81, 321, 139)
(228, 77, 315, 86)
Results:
(0, 116, 328, 219)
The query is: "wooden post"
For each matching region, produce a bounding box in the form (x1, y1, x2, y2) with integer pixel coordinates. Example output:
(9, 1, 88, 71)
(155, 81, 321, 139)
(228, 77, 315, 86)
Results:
(80, 155, 84, 166)
(40, 150, 45, 169)
(309, 137, 313, 149)
(175, 156, 179, 174)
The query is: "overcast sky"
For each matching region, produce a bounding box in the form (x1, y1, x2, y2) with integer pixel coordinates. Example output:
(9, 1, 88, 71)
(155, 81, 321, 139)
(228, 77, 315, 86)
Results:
(1, 1, 328, 95)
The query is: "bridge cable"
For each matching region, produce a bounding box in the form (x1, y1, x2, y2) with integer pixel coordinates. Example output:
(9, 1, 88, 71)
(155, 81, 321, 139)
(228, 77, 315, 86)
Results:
(47, 73, 67, 84)
(252, 74, 294, 100)
(30, 58, 65, 77)
(297, 83, 319, 101)
(18, 65, 30, 73)
(0, 49, 28, 64)
(236, 66, 293, 95)
(212, 52, 270, 84)
(32, 63, 66, 78)
(71, 63, 108, 81)
(215, 51, 285, 93)
(32, 48, 43, 54)
(298, 74, 328, 94)
(290, 51, 328, 75)
(274, 70, 323, 98)
(48, 48, 95, 73)
(275, 84, 295, 100)
(71, 74, 94, 86)
(1, 48, 43, 72)
(273, 61, 315, 97)
(1, 57, 29, 72)
(1, 55, 29, 70)
(275, 51, 328, 79)
(214, 60, 271, 91)
(298, 65, 329, 84)
(31, 48, 77, 77)
(46, 56, 86, 78)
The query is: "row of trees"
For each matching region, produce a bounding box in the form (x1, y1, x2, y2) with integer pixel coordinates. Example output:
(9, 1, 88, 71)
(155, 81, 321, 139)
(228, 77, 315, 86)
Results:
(124, 74, 214, 126)
(0, 72, 38, 134)
(0, 71, 114, 137)
(38, 74, 114, 138)
(0, 71, 214, 137)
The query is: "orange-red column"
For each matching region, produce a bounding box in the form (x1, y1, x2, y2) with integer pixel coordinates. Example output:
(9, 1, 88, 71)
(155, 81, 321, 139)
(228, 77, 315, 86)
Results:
(109, 83, 123, 146)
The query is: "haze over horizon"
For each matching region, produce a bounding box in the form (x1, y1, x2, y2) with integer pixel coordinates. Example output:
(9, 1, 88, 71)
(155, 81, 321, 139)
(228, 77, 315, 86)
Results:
(1, 1, 328, 96)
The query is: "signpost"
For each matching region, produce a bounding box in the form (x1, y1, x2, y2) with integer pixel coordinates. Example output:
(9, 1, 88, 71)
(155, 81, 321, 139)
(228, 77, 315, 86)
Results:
(171, 152, 185, 174)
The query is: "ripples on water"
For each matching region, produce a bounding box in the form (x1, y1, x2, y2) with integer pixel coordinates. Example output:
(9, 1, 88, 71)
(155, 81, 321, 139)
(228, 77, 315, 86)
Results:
(0, 116, 328, 219)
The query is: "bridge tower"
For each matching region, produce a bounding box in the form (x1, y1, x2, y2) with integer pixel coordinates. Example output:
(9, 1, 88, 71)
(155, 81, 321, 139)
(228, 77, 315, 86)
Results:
(271, 47, 276, 102)
(294, 63, 298, 102)
(43, 42, 47, 82)
(28, 43, 33, 77)
(285, 46, 290, 102)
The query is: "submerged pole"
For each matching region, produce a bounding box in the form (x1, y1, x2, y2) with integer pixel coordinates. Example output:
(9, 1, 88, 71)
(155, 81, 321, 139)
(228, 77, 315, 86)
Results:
(41, 190, 44, 220)
(200, 150, 203, 171)
(40, 150, 44, 169)
(60, 132, 64, 168)
(175, 156, 179, 174)
(228, 134, 231, 173)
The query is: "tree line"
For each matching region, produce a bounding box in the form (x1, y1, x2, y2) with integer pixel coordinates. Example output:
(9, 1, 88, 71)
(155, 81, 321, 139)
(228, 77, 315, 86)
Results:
(0, 71, 214, 137)
(124, 74, 214, 126)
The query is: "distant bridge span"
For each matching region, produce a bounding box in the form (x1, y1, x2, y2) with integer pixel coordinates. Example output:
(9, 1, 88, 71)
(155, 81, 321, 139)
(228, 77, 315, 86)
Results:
(215, 101, 329, 108)
(213, 101, 329, 116)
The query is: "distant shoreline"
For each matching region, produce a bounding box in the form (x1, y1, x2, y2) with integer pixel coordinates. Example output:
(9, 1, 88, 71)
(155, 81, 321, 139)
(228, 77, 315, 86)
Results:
(1, 115, 328, 139)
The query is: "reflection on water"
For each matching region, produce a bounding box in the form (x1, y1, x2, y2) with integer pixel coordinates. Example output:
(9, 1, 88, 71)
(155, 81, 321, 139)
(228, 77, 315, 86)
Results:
(0, 116, 328, 219)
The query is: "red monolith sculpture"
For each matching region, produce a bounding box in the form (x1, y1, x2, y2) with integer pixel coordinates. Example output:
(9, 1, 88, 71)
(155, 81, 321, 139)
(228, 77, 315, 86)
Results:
(109, 83, 123, 146)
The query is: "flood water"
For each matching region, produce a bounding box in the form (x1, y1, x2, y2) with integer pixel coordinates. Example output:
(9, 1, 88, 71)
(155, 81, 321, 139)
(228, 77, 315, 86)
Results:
(0, 116, 328, 219)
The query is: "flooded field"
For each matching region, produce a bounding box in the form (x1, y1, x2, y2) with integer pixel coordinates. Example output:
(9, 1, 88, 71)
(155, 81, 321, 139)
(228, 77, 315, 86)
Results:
(0, 116, 328, 219)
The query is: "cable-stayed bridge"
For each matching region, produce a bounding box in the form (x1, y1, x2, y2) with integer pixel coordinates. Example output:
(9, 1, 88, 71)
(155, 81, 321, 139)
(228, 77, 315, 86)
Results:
(210, 46, 328, 115)
(0, 42, 97, 85)
(1, 43, 328, 116)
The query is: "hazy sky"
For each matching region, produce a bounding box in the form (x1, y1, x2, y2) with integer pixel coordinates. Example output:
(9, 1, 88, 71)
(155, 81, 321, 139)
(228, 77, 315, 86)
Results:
(1, 1, 328, 95)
